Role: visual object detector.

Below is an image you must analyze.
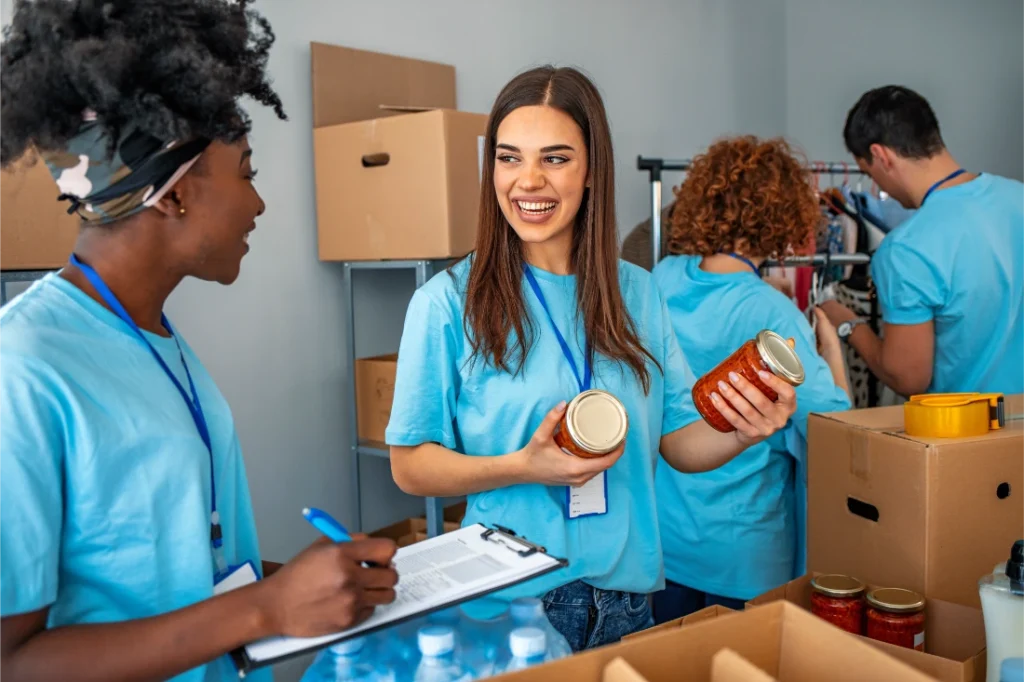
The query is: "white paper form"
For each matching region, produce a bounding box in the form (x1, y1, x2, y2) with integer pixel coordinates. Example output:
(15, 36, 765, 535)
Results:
(238, 524, 564, 671)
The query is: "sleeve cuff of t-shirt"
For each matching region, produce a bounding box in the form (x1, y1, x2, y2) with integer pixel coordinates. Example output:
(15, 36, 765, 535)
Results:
(1, 559, 57, 617)
(384, 428, 456, 451)
(880, 306, 933, 326)
(662, 407, 700, 437)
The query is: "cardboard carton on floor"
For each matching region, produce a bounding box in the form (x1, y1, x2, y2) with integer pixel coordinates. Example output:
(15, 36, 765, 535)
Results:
(622, 604, 734, 641)
(369, 513, 462, 548)
(1, 150, 80, 270)
(310, 42, 485, 261)
(489, 601, 934, 682)
(355, 353, 398, 442)
(807, 394, 1023, 608)
(747, 573, 986, 682)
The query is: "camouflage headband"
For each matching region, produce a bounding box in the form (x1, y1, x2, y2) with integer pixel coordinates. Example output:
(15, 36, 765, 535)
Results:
(42, 111, 211, 224)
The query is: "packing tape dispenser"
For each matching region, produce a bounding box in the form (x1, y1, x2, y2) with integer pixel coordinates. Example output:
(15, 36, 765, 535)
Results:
(904, 392, 1005, 438)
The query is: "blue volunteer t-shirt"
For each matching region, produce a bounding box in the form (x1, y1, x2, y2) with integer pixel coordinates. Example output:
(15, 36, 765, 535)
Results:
(872, 174, 1024, 394)
(0, 275, 270, 682)
(385, 258, 700, 603)
(652, 255, 850, 600)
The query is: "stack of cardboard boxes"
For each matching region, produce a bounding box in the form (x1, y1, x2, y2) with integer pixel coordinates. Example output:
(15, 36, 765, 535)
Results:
(485, 395, 1024, 681)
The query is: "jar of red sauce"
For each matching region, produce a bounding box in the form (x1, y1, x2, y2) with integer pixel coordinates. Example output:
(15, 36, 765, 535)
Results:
(553, 389, 629, 459)
(865, 588, 927, 651)
(809, 574, 866, 634)
(692, 330, 806, 433)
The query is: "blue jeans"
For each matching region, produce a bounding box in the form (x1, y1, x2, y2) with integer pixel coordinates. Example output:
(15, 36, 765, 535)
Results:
(651, 580, 747, 624)
(541, 580, 654, 652)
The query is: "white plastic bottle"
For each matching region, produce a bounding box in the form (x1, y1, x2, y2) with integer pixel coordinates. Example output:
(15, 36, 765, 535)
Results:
(300, 637, 393, 682)
(509, 597, 572, 659)
(499, 627, 549, 673)
(980, 540, 1024, 682)
(413, 626, 473, 682)
(457, 604, 511, 679)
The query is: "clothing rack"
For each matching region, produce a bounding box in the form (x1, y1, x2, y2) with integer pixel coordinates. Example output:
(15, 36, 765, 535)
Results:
(763, 253, 870, 268)
(636, 156, 869, 268)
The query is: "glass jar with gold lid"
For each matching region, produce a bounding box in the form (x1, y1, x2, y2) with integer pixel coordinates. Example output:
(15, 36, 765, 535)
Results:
(553, 389, 629, 459)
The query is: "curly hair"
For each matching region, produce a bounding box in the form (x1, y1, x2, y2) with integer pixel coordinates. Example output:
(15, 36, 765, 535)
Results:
(667, 136, 820, 259)
(0, 0, 287, 167)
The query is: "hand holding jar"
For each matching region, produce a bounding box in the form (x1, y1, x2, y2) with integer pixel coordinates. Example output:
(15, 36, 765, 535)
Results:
(692, 330, 800, 447)
(516, 399, 626, 487)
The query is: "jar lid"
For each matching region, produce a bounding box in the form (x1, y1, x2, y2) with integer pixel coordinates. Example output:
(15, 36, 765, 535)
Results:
(565, 389, 629, 455)
(866, 587, 926, 613)
(810, 574, 866, 597)
(755, 330, 805, 386)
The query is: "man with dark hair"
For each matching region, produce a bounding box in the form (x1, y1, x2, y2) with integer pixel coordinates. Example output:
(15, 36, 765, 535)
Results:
(821, 85, 1023, 396)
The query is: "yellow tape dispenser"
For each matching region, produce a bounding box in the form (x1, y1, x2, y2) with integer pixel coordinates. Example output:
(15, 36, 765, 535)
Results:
(904, 392, 1005, 438)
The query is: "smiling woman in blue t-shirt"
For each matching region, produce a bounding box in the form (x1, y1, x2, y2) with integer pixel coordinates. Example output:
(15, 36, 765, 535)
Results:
(651, 136, 852, 621)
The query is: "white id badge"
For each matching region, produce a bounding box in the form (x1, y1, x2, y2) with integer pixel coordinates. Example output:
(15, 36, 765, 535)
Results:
(566, 472, 608, 519)
(213, 560, 259, 596)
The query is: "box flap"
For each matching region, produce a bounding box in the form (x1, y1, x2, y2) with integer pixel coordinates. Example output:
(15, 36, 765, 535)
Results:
(603, 658, 651, 682)
(712, 649, 777, 682)
(622, 604, 735, 641)
(310, 42, 455, 128)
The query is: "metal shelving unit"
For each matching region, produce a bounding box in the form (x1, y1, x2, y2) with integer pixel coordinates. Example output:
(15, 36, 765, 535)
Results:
(1, 269, 55, 305)
(343, 260, 445, 538)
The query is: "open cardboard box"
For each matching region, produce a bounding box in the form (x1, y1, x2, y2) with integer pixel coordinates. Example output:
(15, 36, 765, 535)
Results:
(1, 149, 80, 270)
(489, 601, 935, 681)
(712, 649, 779, 682)
(807, 394, 1023, 609)
(746, 573, 986, 682)
(310, 42, 485, 261)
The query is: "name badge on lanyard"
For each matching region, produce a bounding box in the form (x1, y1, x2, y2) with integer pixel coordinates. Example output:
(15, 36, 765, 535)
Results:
(524, 266, 608, 519)
(70, 254, 232, 581)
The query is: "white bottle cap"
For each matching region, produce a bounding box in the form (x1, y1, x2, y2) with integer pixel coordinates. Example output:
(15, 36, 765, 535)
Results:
(509, 627, 547, 659)
(329, 637, 365, 656)
(510, 597, 545, 624)
(418, 626, 456, 657)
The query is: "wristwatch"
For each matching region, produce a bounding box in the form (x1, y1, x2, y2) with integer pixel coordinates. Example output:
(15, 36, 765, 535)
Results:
(836, 319, 867, 340)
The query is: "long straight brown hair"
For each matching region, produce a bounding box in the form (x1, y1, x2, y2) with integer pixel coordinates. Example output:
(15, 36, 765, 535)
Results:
(458, 66, 659, 393)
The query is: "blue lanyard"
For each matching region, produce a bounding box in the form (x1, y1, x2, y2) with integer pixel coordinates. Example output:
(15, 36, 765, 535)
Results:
(523, 266, 592, 393)
(69, 254, 226, 574)
(921, 168, 966, 205)
(727, 253, 761, 277)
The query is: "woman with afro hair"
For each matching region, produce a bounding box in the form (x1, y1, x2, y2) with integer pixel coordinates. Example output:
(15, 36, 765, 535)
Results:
(0, 2, 397, 680)
(650, 136, 851, 622)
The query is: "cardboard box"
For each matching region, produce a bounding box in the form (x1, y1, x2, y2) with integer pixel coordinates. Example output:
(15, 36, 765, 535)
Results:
(355, 353, 398, 442)
(712, 649, 778, 682)
(603, 658, 653, 682)
(310, 42, 484, 261)
(369, 502, 467, 547)
(622, 604, 734, 641)
(807, 394, 1024, 608)
(1, 150, 79, 270)
(489, 601, 935, 682)
(747, 574, 986, 682)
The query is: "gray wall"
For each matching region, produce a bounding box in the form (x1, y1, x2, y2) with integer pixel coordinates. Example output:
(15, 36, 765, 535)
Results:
(1, 1, 1021, 680)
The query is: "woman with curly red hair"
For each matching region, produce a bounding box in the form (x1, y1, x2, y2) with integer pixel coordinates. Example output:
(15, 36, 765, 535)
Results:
(651, 136, 852, 622)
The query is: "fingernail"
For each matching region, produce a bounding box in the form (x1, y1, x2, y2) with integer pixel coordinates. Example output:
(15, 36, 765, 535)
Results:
(718, 380, 729, 392)
(758, 371, 771, 381)
(729, 372, 741, 383)
(557, 400, 567, 411)
(711, 392, 721, 404)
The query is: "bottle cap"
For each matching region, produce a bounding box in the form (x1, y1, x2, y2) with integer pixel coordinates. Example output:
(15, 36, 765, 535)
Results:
(418, 626, 456, 657)
(810, 574, 866, 598)
(509, 627, 547, 659)
(1006, 539, 1024, 595)
(329, 637, 365, 656)
(1001, 658, 1024, 682)
(510, 597, 545, 624)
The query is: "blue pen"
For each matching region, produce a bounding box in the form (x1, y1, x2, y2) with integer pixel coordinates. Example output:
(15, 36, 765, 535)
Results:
(302, 507, 354, 542)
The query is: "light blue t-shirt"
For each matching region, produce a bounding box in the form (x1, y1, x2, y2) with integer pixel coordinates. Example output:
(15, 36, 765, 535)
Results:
(0, 275, 270, 682)
(872, 174, 1024, 394)
(385, 258, 700, 602)
(652, 255, 851, 600)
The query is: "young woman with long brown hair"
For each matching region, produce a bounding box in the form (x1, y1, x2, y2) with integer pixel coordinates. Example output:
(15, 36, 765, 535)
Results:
(385, 67, 797, 651)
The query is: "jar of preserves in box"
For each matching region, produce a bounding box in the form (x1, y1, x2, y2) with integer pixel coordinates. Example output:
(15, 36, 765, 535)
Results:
(866, 587, 927, 651)
(810, 574, 866, 634)
(553, 389, 629, 459)
(692, 330, 805, 433)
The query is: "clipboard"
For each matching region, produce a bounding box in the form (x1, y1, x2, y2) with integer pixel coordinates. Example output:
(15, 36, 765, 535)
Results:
(231, 523, 568, 677)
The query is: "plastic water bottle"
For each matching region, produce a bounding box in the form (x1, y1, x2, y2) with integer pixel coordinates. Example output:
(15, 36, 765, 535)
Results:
(509, 597, 572, 659)
(374, 619, 424, 682)
(457, 605, 511, 679)
(300, 637, 394, 682)
(498, 627, 548, 673)
(413, 626, 474, 682)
